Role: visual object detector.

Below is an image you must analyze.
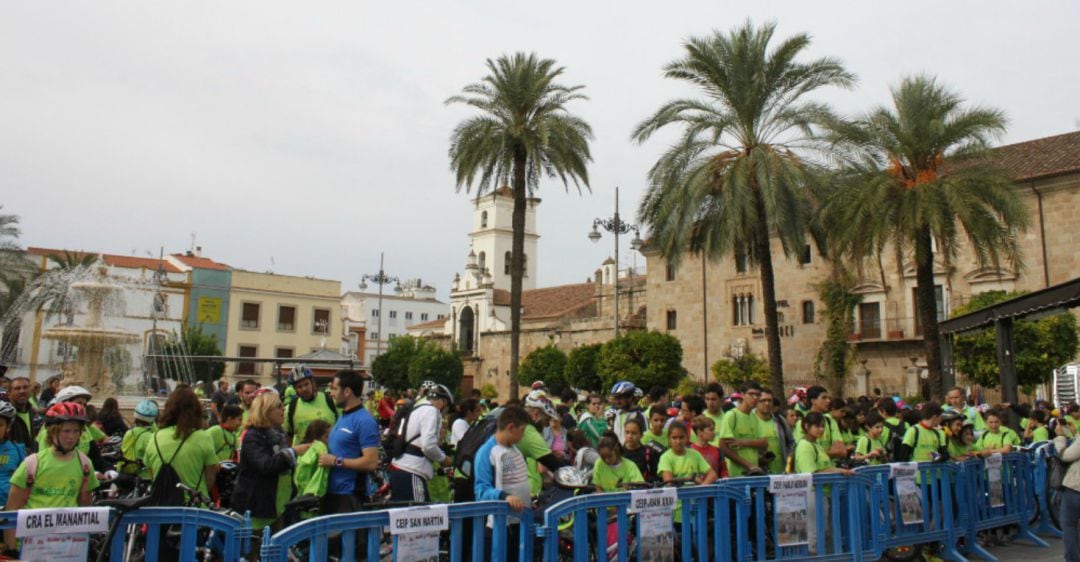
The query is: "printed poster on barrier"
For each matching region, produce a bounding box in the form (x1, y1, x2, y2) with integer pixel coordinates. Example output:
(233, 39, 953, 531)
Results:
(388, 504, 449, 562)
(892, 463, 924, 525)
(986, 453, 1005, 508)
(769, 474, 811, 547)
(630, 487, 677, 562)
(14, 507, 109, 562)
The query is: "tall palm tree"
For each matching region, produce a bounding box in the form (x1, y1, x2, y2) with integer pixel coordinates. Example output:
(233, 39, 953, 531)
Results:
(633, 21, 854, 395)
(0, 207, 22, 278)
(447, 52, 593, 399)
(824, 75, 1029, 399)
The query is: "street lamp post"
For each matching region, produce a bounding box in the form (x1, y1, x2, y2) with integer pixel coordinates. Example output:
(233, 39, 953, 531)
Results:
(359, 252, 400, 361)
(589, 187, 643, 338)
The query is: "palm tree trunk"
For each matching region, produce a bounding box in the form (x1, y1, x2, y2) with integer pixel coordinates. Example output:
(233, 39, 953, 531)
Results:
(914, 226, 944, 400)
(753, 193, 785, 396)
(508, 148, 527, 400)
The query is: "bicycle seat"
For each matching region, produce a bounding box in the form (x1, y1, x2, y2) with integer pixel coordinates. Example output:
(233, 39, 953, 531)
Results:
(285, 494, 322, 511)
(96, 495, 154, 511)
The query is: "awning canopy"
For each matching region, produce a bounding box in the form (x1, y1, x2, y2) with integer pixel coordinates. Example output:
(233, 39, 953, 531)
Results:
(939, 276, 1080, 335)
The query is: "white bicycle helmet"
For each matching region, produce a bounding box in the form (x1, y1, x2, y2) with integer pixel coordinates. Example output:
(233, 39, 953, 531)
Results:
(55, 385, 92, 403)
(525, 390, 558, 419)
(0, 401, 16, 421)
(425, 383, 455, 406)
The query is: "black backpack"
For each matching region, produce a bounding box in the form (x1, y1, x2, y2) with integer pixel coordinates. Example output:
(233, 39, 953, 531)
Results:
(451, 409, 502, 502)
(1048, 448, 1074, 490)
(382, 402, 435, 459)
(148, 432, 194, 506)
(883, 419, 908, 462)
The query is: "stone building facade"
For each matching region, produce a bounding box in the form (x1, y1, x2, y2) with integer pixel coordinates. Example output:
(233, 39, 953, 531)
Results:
(643, 131, 1080, 397)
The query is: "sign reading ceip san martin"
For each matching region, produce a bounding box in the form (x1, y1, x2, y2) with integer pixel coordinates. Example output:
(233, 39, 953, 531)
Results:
(387, 505, 450, 536)
(16, 507, 110, 537)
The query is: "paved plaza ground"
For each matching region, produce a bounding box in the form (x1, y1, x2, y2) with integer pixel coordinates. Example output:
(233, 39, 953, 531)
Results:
(981, 538, 1065, 562)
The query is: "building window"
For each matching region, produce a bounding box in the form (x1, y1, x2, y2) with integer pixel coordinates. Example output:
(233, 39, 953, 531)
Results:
(504, 251, 512, 275)
(241, 302, 260, 329)
(481, 210, 488, 228)
(799, 245, 812, 265)
(277, 305, 296, 331)
(666, 310, 677, 330)
(371, 309, 379, 318)
(389, 310, 397, 319)
(732, 294, 754, 326)
(370, 331, 379, 340)
(437, 314, 445, 320)
(735, 248, 749, 274)
(312, 308, 331, 334)
(237, 345, 257, 375)
(665, 264, 676, 282)
(405, 311, 413, 320)
(801, 301, 815, 324)
(859, 302, 882, 339)
(275, 347, 294, 359)
(523, 254, 528, 277)
(478, 251, 486, 272)
(421, 313, 429, 321)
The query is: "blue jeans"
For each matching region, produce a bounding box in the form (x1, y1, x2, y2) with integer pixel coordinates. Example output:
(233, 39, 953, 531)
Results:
(1062, 487, 1080, 562)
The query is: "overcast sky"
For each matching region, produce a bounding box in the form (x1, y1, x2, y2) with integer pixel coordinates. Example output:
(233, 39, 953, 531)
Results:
(3, 1, 1078, 300)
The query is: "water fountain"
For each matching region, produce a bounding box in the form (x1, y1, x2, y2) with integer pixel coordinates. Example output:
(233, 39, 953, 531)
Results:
(40, 266, 141, 397)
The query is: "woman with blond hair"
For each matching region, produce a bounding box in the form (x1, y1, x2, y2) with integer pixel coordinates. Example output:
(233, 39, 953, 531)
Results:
(231, 389, 310, 545)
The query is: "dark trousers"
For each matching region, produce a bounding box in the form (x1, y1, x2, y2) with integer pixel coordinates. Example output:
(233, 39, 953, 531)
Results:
(389, 469, 430, 503)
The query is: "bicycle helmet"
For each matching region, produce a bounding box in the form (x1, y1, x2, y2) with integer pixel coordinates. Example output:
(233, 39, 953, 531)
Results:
(134, 399, 159, 423)
(610, 381, 636, 397)
(55, 385, 92, 403)
(0, 401, 15, 421)
(941, 410, 963, 424)
(45, 402, 89, 425)
(530, 380, 546, 391)
(525, 390, 558, 419)
(287, 365, 314, 386)
(425, 383, 455, 406)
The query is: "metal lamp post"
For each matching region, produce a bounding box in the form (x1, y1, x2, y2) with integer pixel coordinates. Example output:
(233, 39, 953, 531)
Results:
(589, 187, 643, 338)
(359, 252, 400, 360)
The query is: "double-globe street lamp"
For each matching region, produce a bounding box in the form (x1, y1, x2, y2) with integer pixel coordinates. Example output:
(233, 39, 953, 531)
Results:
(589, 187, 644, 338)
(359, 252, 400, 360)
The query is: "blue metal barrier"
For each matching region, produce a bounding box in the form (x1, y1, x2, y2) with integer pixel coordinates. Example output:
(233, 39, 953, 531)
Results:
(738, 473, 879, 562)
(106, 506, 252, 562)
(1030, 443, 1064, 537)
(259, 500, 532, 562)
(535, 484, 748, 562)
(855, 462, 968, 562)
(959, 454, 1050, 562)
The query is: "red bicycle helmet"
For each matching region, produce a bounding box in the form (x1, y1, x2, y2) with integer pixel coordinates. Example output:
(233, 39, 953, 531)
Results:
(45, 402, 89, 425)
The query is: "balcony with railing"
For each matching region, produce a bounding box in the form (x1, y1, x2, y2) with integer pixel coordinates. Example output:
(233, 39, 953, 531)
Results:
(849, 317, 927, 342)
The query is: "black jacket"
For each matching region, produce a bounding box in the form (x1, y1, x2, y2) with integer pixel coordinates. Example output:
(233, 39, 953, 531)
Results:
(10, 407, 41, 454)
(231, 427, 296, 519)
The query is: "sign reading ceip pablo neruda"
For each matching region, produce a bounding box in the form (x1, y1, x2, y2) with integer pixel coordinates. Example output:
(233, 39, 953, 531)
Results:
(16, 507, 109, 537)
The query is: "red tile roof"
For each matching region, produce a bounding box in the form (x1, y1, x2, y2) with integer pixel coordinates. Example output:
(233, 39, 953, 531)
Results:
(991, 130, 1080, 182)
(26, 247, 182, 273)
(409, 317, 448, 330)
(171, 253, 229, 271)
(494, 282, 597, 320)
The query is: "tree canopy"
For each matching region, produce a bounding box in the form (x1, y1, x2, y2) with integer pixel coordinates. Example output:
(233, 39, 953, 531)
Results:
(597, 331, 685, 392)
(565, 343, 604, 392)
(517, 345, 569, 394)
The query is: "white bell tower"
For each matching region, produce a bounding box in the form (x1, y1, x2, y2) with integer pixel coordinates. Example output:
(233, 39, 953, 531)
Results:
(467, 187, 540, 292)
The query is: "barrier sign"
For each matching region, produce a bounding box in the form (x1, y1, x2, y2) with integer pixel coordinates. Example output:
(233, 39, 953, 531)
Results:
(770, 474, 811, 547)
(628, 487, 677, 513)
(631, 487, 677, 562)
(388, 505, 449, 535)
(20, 534, 92, 562)
(986, 454, 1005, 507)
(15, 507, 109, 538)
(892, 463, 924, 524)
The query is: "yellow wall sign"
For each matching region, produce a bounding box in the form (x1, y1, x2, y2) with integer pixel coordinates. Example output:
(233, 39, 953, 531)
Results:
(197, 297, 222, 324)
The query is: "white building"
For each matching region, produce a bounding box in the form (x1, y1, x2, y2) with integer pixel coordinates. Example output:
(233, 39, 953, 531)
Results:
(341, 278, 448, 368)
(467, 187, 540, 293)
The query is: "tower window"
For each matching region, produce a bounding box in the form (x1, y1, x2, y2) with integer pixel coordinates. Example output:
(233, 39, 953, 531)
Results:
(478, 251, 486, 272)
(802, 300, 815, 324)
(666, 310, 677, 330)
(504, 251, 512, 275)
(665, 264, 676, 282)
(481, 211, 488, 228)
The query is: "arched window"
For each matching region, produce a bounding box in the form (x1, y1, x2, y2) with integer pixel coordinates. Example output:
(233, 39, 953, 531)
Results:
(478, 251, 486, 272)
(481, 211, 488, 228)
(504, 251, 512, 275)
